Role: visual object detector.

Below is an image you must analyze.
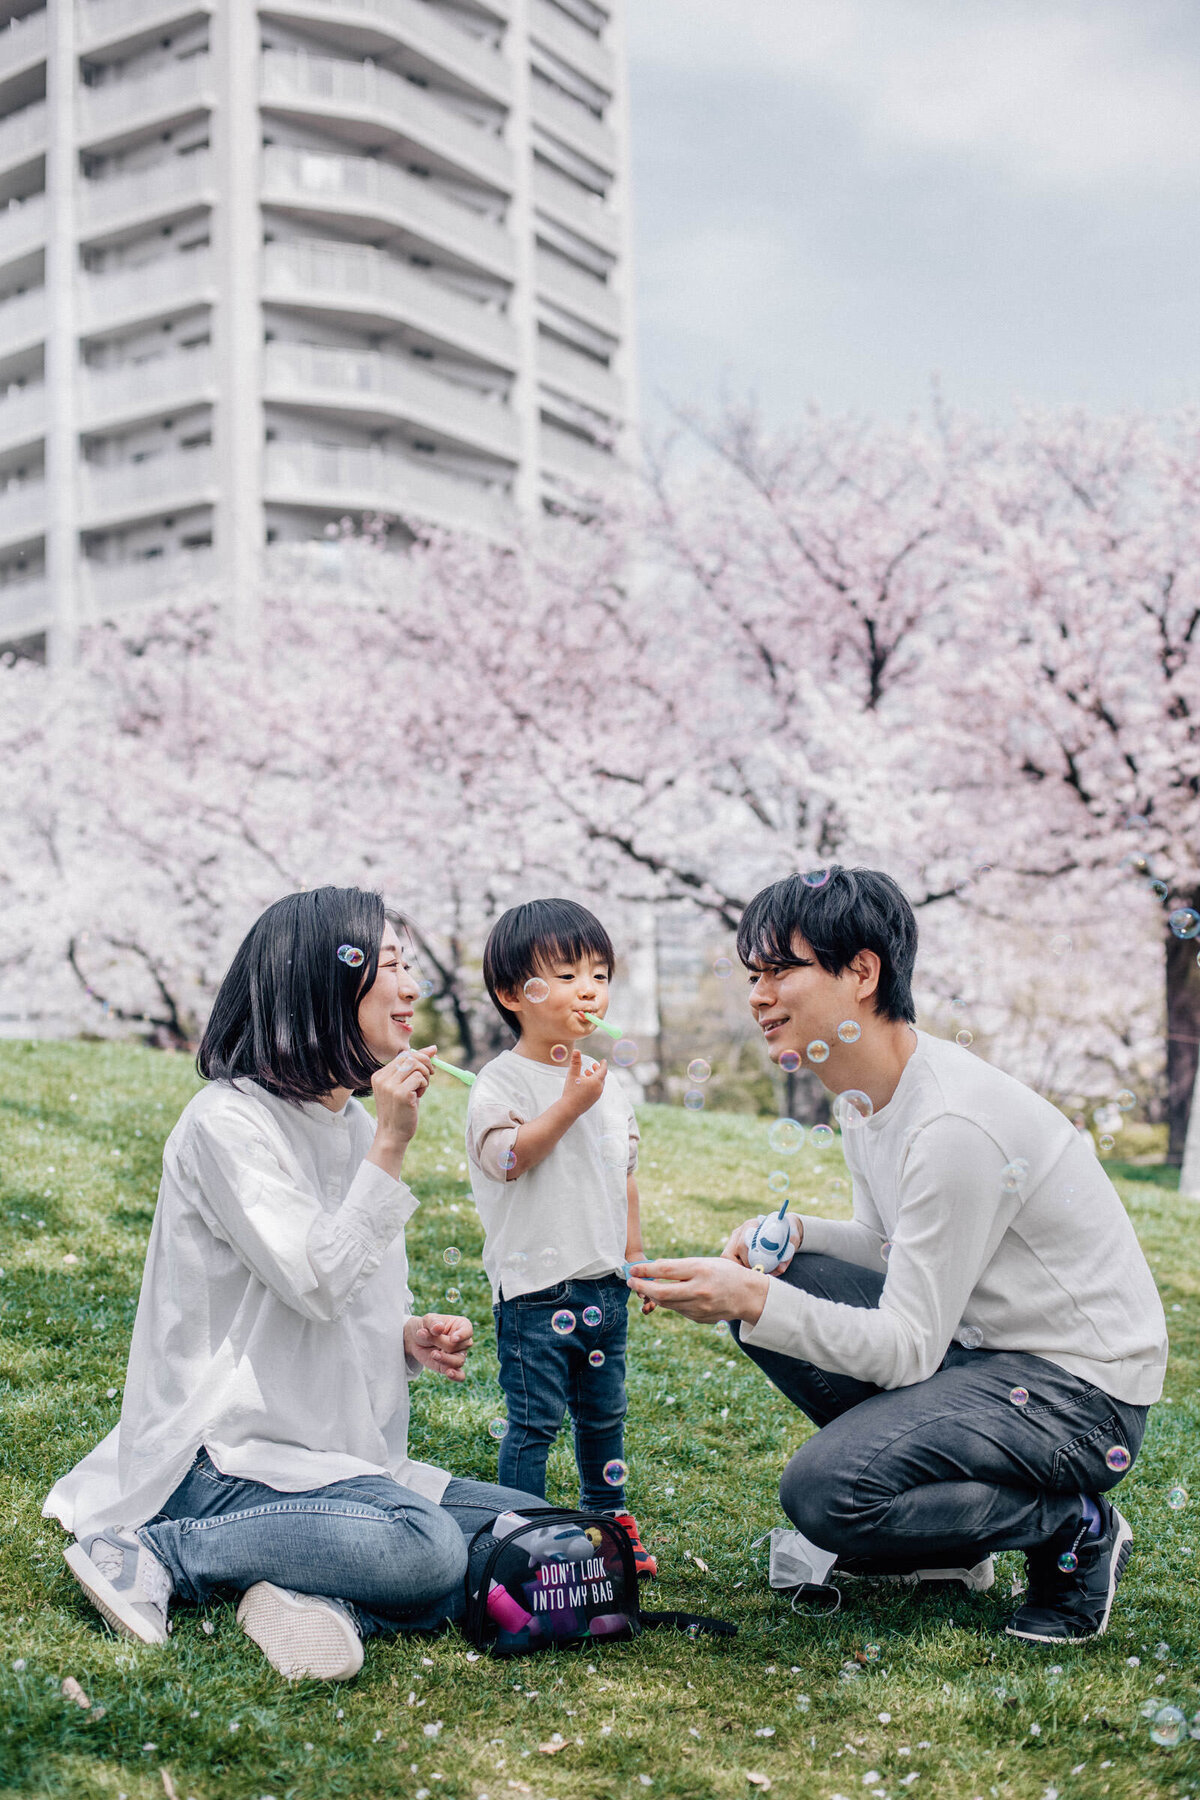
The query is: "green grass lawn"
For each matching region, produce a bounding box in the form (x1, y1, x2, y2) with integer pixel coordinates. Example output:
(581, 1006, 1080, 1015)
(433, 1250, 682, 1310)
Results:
(1, 1040, 1198, 1800)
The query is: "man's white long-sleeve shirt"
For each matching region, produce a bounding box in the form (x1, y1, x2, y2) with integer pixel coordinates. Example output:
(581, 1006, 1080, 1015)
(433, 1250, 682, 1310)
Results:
(44, 1080, 448, 1540)
(742, 1031, 1167, 1405)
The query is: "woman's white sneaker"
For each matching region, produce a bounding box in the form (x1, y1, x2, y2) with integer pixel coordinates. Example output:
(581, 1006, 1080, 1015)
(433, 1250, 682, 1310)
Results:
(63, 1529, 172, 1645)
(236, 1582, 364, 1681)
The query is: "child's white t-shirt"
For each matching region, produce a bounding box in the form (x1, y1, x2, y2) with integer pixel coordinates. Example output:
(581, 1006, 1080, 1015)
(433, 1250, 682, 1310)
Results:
(465, 1049, 639, 1302)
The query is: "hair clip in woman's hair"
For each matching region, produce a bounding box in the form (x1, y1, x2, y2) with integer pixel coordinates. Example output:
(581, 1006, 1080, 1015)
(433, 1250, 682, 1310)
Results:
(337, 944, 365, 967)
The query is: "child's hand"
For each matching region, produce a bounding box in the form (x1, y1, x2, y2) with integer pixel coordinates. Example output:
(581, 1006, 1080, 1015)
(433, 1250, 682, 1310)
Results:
(559, 1047, 608, 1117)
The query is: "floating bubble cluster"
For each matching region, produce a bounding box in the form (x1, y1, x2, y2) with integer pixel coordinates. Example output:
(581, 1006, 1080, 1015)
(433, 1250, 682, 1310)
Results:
(613, 1039, 639, 1068)
(881, 1241, 892, 1262)
(767, 1170, 789, 1194)
(1009, 1386, 1029, 1407)
(959, 1325, 984, 1350)
(1116, 1089, 1137, 1111)
(806, 1039, 830, 1065)
(336, 944, 364, 968)
(1149, 878, 1170, 901)
(768, 1118, 805, 1155)
(956, 1029, 974, 1048)
(810, 1124, 834, 1150)
(1057, 1550, 1078, 1573)
(1170, 908, 1200, 940)
(551, 1309, 576, 1335)
(1105, 1445, 1131, 1473)
(779, 1049, 801, 1074)
(837, 1019, 862, 1044)
(1167, 1484, 1189, 1510)
(445, 1287, 462, 1305)
(1150, 1706, 1188, 1748)
(599, 1132, 628, 1169)
(488, 1418, 508, 1440)
(589, 1349, 606, 1368)
(683, 1089, 705, 1111)
(550, 1044, 569, 1064)
(603, 1458, 628, 1486)
(582, 1305, 603, 1327)
(523, 976, 550, 1003)
(687, 1058, 712, 1084)
(713, 956, 733, 979)
(418, 978, 435, 1000)
(1000, 1158, 1030, 1195)
(1050, 934, 1072, 956)
(801, 869, 831, 889)
(835, 1089, 873, 1130)
(1099, 1134, 1114, 1152)
(443, 1247, 461, 1267)
(500, 1147, 517, 1172)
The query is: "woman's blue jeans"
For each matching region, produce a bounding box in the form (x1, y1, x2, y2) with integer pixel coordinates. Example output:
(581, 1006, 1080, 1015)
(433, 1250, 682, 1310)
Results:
(141, 1449, 542, 1636)
(494, 1273, 630, 1511)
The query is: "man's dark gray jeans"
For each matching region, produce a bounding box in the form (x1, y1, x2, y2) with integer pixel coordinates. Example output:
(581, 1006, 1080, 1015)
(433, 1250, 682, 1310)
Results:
(731, 1252, 1149, 1568)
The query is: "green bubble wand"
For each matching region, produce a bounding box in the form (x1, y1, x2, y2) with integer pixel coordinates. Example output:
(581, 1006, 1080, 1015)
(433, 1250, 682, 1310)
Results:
(431, 1056, 476, 1088)
(583, 1012, 622, 1040)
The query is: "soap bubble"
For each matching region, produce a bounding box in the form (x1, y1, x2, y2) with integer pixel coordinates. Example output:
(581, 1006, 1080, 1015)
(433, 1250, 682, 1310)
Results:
(831, 1175, 848, 1194)
(1057, 1550, 1078, 1573)
(1116, 1089, 1137, 1111)
(445, 1287, 462, 1304)
(488, 1418, 508, 1440)
(1000, 1158, 1029, 1195)
(1150, 1705, 1187, 1748)
(835, 1090, 873, 1131)
(1148, 878, 1170, 901)
(806, 1039, 830, 1064)
(523, 976, 550, 1003)
(1190, 1711, 1200, 1741)
(801, 869, 831, 888)
(550, 1044, 569, 1064)
(1170, 908, 1200, 940)
(810, 1124, 835, 1150)
(337, 944, 364, 967)
(956, 1029, 974, 1048)
(599, 1132, 628, 1168)
(1155, 1641, 1171, 1659)
(713, 956, 733, 979)
(603, 1458, 628, 1486)
(839, 1662, 861, 1683)
(536, 1246, 557, 1272)
(613, 1039, 639, 1067)
(767, 1170, 789, 1194)
(862, 1643, 881, 1662)
(881, 1241, 892, 1261)
(779, 1049, 801, 1073)
(551, 1309, 576, 1335)
(500, 1147, 517, 1172)
(683, 1089, 705, 1111)
(1009, 1386, 1029, 1406)
(1105, 1444, 1131, 1473)
(1167, 1485, 1189, 1510)
(687, 1058, 712, 1083)
(837, 1020, 861, 1044)
(589, 1349, 606, 1368)
(418, 977, 435, 999)
(1050, 934, 1073, 956)
(443, 1247, 461, 1267)
(582, 1305, 602, 1327)
(959, 1325, 984, 1350)
(768, 1118, 805, 1155)
(1099, 1134, 1114, 1152)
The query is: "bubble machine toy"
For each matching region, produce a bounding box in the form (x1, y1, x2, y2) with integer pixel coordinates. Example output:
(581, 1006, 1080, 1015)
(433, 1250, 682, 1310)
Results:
(741, 1198, 793, 1273)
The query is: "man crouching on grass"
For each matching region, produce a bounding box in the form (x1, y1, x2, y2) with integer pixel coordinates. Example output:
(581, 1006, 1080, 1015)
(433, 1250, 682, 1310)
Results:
(629, 866, 1167, 1644)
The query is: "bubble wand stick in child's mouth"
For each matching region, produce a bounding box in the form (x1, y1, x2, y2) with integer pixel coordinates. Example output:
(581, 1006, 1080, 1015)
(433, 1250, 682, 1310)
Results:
(583, 1012, 621, 1040)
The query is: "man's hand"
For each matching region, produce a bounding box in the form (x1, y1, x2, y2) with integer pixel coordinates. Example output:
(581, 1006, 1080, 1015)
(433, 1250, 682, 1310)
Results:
(721, 1213, 803, 1270)
(559, 1048, 608, 1119)
(626, 1256, 770, 1327)
(405, 1312, 473, 1382)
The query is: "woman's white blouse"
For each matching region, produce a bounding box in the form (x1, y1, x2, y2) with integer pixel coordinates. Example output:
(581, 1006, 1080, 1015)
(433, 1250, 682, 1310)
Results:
(44, 1080, 448, 1540)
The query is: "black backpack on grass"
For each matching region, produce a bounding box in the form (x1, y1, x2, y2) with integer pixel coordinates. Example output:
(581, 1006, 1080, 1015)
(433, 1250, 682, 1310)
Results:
(465, 1507, 736, 1657)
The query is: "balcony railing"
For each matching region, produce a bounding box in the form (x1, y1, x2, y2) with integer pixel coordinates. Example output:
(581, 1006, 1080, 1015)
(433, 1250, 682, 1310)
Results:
(82, 348, 215, 425)
(532, 160, 619, 257)
(80, 249, 216, 331)
(261, 50, 511, 192)
(0, 574, 48, 638)
(264, 339, 517, 459)
(530, 0, 614, 93)
(80, 151, 215, 235)
(81, 446, 216, 523)
(272, 0, 511, 104)
(0, 191, 47, 265)
(531, 80, 617, 172)
(262, 238, 516, 369)
(0, 284, 46, 351)
(0, 477, 45, 544)
(535, 247, 620, 333)
(265, 438, 514, 536)
(83, 545, 217, 616)
(78, 54, 215, 146)
(540, 420, 618, 489)
(0, 8, 47, 85)
(538, 335, 622, 418)
(261, 145, 514, 280)
(0, 381, 45, 449)
(0, 99, 47, 173)
(77, 0, 213, 56)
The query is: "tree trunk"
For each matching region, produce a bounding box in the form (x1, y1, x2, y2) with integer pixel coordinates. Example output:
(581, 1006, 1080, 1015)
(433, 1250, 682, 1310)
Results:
(1166, 894, 1200, 1164)
(1178, 1054, 1200, 1197)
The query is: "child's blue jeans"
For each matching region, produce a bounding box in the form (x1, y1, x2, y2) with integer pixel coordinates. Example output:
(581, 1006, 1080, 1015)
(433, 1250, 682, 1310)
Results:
(494, 1273, 630, 1511)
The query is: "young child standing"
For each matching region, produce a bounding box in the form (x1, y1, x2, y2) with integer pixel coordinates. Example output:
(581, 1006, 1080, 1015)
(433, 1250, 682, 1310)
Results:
(466, 898, 656, 1577)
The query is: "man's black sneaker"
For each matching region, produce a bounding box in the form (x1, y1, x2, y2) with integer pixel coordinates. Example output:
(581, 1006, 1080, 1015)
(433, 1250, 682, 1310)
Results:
(1005, 1497, 1132, 1644)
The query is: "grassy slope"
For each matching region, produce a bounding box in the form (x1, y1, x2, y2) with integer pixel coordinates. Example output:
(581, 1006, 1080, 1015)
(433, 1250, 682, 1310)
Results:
(0, 1040, 1197, 1800)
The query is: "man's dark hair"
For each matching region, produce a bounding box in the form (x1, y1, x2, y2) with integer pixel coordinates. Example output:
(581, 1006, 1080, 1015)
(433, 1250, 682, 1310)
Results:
(736, 866, 918, 1023)
(197, 886, 409, 1103)
(483, 898, 615, 1038)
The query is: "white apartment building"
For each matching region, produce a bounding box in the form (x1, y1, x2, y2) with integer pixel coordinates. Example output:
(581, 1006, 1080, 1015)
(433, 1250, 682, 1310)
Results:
(0, 0, 636, 656)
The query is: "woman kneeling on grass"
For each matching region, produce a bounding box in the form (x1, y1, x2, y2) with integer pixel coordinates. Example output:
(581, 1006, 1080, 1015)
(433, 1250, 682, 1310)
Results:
(43, 886, 540, 1681)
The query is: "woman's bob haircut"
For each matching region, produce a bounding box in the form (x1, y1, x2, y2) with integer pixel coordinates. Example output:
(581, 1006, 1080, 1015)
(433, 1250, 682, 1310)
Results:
(197, 886, 409, 1104)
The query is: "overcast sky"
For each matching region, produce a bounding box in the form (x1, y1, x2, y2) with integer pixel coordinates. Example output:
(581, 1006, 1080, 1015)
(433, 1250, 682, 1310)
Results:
(625, 0, 1200, 427)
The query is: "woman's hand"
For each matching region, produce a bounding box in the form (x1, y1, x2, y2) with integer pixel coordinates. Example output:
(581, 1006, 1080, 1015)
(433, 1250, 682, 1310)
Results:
(405, 1312, 474, 1382)
(367, 1045, 436, 1178)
